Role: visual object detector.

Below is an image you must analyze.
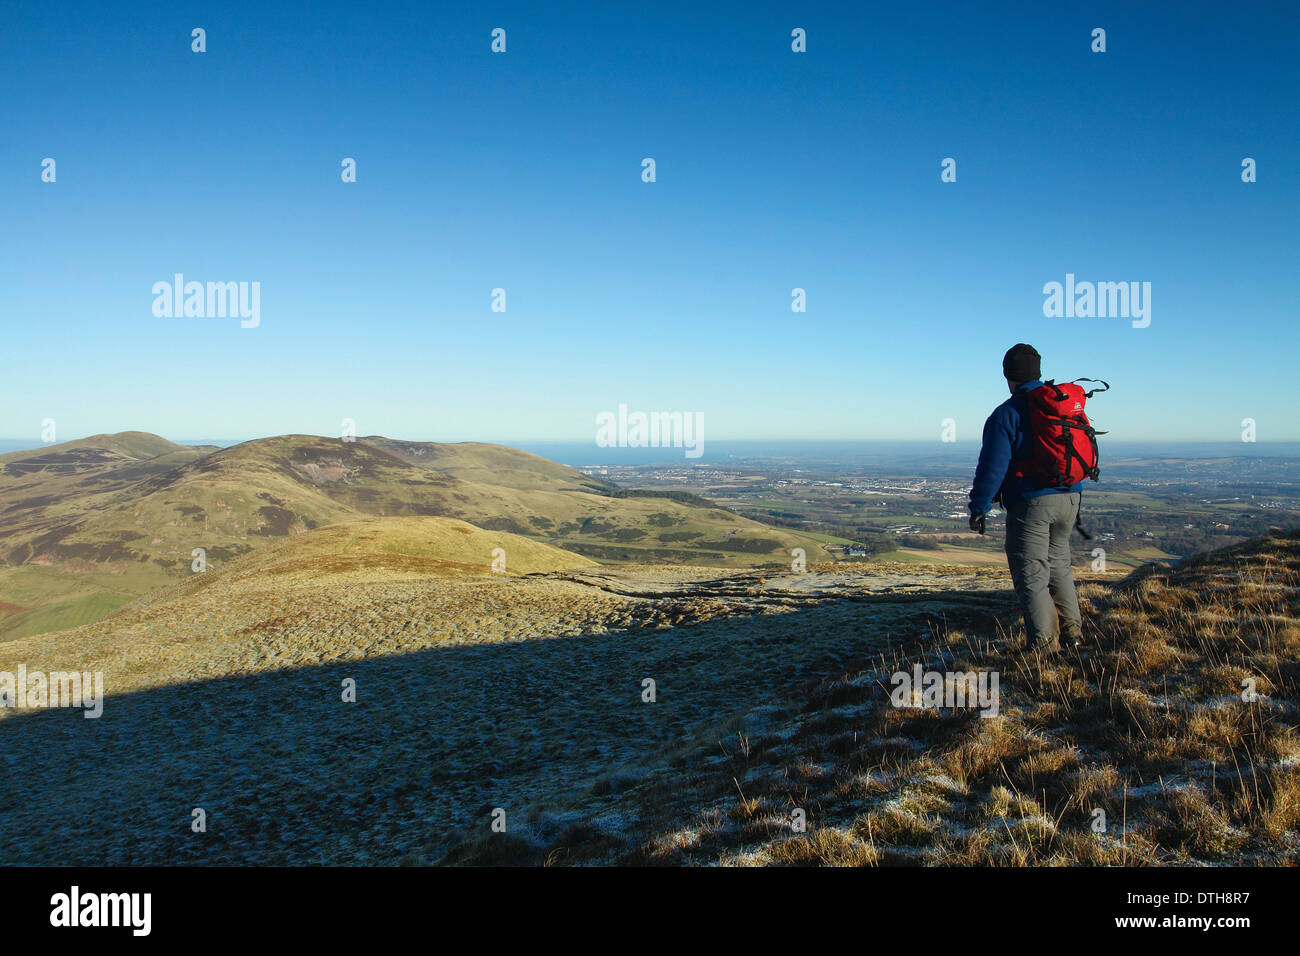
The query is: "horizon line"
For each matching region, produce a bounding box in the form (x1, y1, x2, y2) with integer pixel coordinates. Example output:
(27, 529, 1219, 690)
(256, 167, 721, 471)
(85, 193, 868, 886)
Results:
(3, 434, 1300, 448)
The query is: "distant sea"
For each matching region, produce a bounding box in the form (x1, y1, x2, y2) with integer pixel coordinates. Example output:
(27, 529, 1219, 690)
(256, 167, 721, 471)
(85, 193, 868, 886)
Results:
(513, 441, 1300, 469)
(2, 438, 1297, 469)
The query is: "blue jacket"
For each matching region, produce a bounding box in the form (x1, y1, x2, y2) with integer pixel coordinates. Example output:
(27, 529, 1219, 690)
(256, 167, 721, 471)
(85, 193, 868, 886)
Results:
(968, 379, 1081, 515)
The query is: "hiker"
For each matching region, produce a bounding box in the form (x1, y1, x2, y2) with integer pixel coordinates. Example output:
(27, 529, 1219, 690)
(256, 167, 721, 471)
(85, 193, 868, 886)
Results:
(968, 344, 1085, 653)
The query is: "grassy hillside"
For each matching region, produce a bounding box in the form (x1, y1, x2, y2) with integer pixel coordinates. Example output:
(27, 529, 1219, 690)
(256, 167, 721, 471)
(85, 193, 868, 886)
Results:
(6, 527, 1292, 866)
(358, 435, 843, 564)
(0, 432, 848, 639)
(361, 436, 614, 494)
(0, 433, 228, 640)
(201, 515, 597, 583)
(0, 547, 1009, 864)
(0, 431, 189, 470)
(436, 531, 1300, 866)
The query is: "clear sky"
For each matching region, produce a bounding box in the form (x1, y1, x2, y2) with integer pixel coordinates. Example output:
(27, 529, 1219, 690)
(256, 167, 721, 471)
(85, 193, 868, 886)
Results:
(2, 1, 1297, 445)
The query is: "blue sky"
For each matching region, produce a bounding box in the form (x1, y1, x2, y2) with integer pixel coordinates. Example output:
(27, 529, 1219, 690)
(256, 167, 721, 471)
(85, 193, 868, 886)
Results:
(2, 1, 1297, 445)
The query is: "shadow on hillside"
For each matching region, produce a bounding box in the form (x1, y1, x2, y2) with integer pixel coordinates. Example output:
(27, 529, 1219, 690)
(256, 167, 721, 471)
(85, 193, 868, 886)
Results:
(0, 592, 1016, 865)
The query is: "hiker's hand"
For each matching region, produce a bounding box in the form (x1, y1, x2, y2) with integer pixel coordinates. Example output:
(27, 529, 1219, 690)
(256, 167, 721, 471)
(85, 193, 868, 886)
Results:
(969, 513, 985, 535)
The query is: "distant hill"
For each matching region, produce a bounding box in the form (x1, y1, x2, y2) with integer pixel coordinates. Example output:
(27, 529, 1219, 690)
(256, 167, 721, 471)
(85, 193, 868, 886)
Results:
(0, 430, 189, 469)
(0, 431, 846, 639)
(360, 436, 616, 494)
(0, 433, 229, 639)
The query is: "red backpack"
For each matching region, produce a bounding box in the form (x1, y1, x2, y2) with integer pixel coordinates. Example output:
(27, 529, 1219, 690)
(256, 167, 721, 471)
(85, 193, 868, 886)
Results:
(1013, 379, 1109, 487)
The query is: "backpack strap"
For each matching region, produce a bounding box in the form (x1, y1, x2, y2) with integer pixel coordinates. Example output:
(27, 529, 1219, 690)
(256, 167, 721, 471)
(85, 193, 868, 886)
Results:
(1084, 425, 1101, 481)
(1042, 379, 1068, 401)
(1073, 494, 1094, 540)
(1071, 377, 1110, 398)
(1058, 420, 1077, 485)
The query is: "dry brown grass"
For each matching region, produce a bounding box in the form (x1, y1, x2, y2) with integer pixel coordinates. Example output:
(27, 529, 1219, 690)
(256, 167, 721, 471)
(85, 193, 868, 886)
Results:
(457, 530, 1300, 866)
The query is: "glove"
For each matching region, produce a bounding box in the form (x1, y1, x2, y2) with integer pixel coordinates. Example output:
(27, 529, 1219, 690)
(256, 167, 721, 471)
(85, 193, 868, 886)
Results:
(969, 513, 986, 535)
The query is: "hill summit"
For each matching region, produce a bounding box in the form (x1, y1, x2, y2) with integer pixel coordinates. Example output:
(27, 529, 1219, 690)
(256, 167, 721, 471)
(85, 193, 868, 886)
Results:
(0, 431, 843, 639)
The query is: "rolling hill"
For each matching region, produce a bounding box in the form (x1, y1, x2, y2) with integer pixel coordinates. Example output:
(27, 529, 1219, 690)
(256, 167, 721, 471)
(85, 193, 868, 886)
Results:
(0, 433, 224, 638)
(0, 432, 847, 639)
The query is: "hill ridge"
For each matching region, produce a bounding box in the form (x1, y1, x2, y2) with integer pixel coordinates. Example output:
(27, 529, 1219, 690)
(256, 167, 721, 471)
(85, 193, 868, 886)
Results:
(0, 431, 848, 640)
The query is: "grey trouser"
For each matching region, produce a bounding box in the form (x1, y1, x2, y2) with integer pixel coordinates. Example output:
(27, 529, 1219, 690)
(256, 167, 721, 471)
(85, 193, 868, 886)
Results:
(1004, 492, 1082, 647)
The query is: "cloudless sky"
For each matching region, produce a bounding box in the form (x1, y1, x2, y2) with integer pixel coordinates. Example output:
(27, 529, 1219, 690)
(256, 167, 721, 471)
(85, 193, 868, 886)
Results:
(2, 1, 1297, 445)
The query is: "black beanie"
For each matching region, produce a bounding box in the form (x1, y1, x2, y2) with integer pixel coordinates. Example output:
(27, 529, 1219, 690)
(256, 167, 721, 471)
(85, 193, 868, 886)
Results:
(1002, 344, 1041, 383)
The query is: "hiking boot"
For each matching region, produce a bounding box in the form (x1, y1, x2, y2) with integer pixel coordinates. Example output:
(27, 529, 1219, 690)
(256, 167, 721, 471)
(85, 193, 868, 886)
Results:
(1061, 627, 1083, 649)
(1027, 638, 1061, 655)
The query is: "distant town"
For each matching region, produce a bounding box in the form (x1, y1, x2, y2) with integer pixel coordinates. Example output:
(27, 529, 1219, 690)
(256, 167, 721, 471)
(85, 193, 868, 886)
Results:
(577, 453, 1299, 569)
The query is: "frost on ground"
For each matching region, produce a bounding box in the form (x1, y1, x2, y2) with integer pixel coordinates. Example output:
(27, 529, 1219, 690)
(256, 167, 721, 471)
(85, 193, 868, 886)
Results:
(7, 534, 1292, 868)
(0, 561, 1007, 865)
(444, 534, 1300, 867)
